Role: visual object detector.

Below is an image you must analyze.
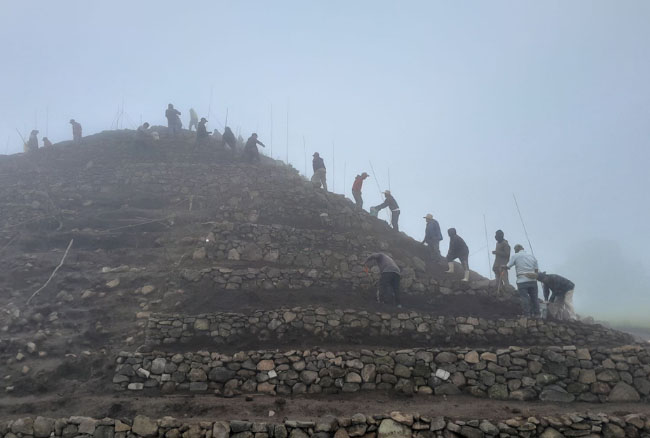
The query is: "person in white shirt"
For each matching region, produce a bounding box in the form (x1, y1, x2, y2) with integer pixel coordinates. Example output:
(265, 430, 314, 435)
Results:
(504, 244, 539, 317)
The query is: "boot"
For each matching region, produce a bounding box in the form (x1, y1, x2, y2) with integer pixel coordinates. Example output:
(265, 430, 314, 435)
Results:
(446, 262, 454, 273)
(462, 270, 470, 282)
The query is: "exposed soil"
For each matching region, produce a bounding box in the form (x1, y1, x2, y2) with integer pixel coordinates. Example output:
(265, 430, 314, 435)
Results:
(1, 392, 649, 422)
(176, 286, 520, 317)
(0, 131, 644, 422)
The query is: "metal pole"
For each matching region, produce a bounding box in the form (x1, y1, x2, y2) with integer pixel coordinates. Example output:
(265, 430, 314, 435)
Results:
(388, 168, 391, 191)
(513, 193, 535, 256)
(483, 214, 492, 279)
(286, 101, 289, 164)
(303, 135, 307, 176)
(270, 104, 273, 159)
(368, 160, 391, 222)
(332, 141, 335, 192)
(208, 86, 213, 120)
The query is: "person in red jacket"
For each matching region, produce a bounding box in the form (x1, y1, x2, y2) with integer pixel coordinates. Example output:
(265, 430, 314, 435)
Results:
(351, 172, 369, 209)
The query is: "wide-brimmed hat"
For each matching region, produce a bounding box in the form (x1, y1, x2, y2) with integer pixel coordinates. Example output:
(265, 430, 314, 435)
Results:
(361, 172, 369, 177)
(383, 190, 391, 196)
(313, 152, 319, 157)
(423, 213, 434, 220)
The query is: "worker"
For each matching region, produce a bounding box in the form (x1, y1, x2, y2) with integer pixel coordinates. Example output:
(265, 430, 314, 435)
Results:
(504, 244, 539, 317)
(135, 122, 153, 147)
(189, 108, 199, 131)
(492, 230, 511, 290)
(311, 152, 327, 190)
(43, 137, 53, 148)
(536, 272, 576, 321)
(373, 191, 400, 231)
(26, 130, 39, 152)
(364, 253, 402, 308)
(212, 129, 223, 144)
(422, 214, 443, 260)
(351, 172, 369, 209)
(69, 119, 82, 142)
(243, 133, 265, 162)
(445, 228, 470, 281)
(222, 126, 237, 150)
(196, 118, 209, 145)
(165, 104, 182, 136)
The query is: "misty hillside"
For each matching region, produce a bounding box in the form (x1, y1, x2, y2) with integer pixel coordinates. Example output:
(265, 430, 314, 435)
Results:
(0, 130, 530, 354)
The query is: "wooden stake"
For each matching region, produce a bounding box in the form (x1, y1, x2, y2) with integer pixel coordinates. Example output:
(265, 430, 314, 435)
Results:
(27, 239, 74, 305)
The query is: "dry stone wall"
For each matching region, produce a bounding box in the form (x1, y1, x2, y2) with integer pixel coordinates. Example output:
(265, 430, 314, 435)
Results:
(190, 222, 492, 295)
(145, 308, 633, 347)
(114, 345, 650, 403)
(3, 412, 650, 438)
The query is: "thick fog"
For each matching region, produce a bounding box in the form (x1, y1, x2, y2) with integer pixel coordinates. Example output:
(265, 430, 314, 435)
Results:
(2, 1, 649, 325)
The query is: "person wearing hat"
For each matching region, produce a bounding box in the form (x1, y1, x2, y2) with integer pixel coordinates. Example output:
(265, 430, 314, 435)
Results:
(372, 190, 400, 231)
(351, 172, 369, 209)
(422, 214, 443, 259)
(165, 104, 182, 136)
(311, 152, 327, 190)
(536, 271, 576, 321)
(504, 244, 540, 317)
(26, 129, 39, 152)
(492, 230, 511, 290)
(445, 228, 470, 281)
(69, 119, 82, 142)
(188, 108, 199, 132)
(195, 117, 210, 146)
(243, 133, 266, 162)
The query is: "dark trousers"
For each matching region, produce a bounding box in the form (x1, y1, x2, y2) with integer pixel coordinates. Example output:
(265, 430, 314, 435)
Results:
(517, 281, 539, 316)
(352, 190, 363, 209)
(379, 272, 401, 306)
(391, 210, 400, 231)
(426, 240, 441, 259)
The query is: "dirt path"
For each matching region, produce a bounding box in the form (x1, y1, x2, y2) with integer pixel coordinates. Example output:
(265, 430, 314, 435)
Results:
(1, 392, 649, 421)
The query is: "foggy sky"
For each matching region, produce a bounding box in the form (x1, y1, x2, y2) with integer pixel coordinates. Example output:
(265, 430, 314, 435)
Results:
(2, 1, 649, 324)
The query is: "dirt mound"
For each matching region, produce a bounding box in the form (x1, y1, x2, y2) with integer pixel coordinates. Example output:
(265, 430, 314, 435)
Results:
(0, 130, 639, 419)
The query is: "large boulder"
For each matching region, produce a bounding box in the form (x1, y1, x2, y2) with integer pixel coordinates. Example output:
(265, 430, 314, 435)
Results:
(209, 367, 235, 382)
(132, 416, 158, 437)
(539, 385, 575, 403)
(378, 419, 411, 438)
(608, 381, 640, 402)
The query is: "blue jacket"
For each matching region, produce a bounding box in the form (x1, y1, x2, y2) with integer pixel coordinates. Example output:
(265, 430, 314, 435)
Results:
(425, 220, 443, 243)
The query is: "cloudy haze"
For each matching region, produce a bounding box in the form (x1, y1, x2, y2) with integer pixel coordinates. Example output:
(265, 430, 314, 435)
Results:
(2, 1, 649, 324)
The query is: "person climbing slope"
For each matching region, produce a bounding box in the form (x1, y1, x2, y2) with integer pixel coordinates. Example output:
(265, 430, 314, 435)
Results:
(351, 172, 369, 209)
(372, 191, 400, 231)
(311, 152, 327, 189)
(446, 228, 470, 282)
